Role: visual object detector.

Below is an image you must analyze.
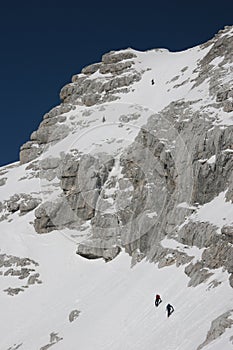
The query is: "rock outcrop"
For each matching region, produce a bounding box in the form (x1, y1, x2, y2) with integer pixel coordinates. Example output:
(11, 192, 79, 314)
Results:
(15, 26, 233, 292)
(19, 50, 141, 165)
(197, 310, 233, 350)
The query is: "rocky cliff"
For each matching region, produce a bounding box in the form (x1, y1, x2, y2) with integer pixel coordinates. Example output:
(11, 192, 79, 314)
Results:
(18, 26, 233, 287)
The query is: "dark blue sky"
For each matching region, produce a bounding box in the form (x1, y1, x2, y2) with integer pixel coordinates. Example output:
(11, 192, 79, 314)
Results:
(0, 0, 232, 166)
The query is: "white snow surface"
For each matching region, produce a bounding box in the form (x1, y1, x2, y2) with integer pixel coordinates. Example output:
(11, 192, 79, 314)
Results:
(191, 191, 233, 232)
(1, 29, 233, 349)
(0, 215, 233, 350)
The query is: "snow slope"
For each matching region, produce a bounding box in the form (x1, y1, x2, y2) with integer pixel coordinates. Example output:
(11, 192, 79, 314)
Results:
(0, 214, 232, 350)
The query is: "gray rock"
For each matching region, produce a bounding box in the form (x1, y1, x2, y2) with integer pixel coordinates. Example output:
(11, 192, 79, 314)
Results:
(69, 309, 81, 322)
(19, 198, 41, 214)
(202, 241, 233, 271)
(27, 273, 41, 285)
(197, 310, 233, 349)
(82, 93, 101, 106)
(40, 157, 60, 170)
(101, 50, 136, 64)
(35, 124, 70, 144)
(7, 201, 20, 213)
(221, 225, 233, 243)
(4, 287, 24, 296)
(20, 141, 43, 164)
(184, 262, 213, 287)
(77, 241, 121, 262)
(43, 103, 74, 120)
(229, 274, 233, 288)
(223, 100, 233, 112)
(99, 60, 134, 75)
(34, 199, 77, 233)
(81, 63, 101, 75)
(7, 343, 23, 350)
(40, 332, 63, 350)
(14, 32, 233, 302)
(0, 177, 7, 186)
(177, 221, 218, 248)
(216, 90, 229, 102)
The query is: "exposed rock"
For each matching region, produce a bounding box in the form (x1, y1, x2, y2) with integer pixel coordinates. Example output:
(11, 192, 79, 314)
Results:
(4, 287, 24, 296)
(229, 274, 233, 288)
(7, 200, 20, 213)
(40, 332, 63, 350)
(184, 261, 213, 287)
(33, 124, 70, 144)
(82, 93, 101, 106)
(0, 254, 41, 296)
(18, 49, 142, 164)
(19, 198, 41, 214)
(216, 90, 229, 102)
(221, 225, 233, 243)
(197, 310, 233, 349)
(99, 60, 134, 75)
(77, 241, 121, 262)
(81, 62, 101, 75)
(202, 241, 233, 271)
(5, 193, 41, 215)
(226, 172, 233, 202)
(0, 177, 7, 186)
(101, 50, 136, 64)
(20, 141, 43, 164)
(34, 153, 115, 233)
(177, 221, 217, 248)
(0, 254, 38, 268)
(34, 199, 76, 233)
(20, 123, 70, 165)
(7, 343, 23, 350)
(40, 157, 60, 170)
(4, 267, 34, 279)
(69, 309, 81, 322)
(15, 30, 233, 296)
(131, 249, 146, 267)
(43, 103, 75, 119)
(27, 273, 42, 285)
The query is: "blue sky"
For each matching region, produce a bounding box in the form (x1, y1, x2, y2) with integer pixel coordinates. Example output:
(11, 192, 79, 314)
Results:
(0, 0, 232, 166)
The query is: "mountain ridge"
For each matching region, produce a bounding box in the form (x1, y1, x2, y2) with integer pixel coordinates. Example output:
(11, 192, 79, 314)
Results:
(0, 25, 233, 349)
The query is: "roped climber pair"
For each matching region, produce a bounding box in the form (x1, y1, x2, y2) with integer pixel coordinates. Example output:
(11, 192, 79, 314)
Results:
(154, 294, 174, 317)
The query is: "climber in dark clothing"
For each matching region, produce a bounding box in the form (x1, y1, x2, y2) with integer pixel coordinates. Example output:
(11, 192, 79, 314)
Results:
(151, 79, 155, 85)
(166, 303, 174, 317)
(155, 294, 162, 307)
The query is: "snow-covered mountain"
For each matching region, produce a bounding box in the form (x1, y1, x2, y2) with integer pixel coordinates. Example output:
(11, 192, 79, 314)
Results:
(0, 25, 233, 350)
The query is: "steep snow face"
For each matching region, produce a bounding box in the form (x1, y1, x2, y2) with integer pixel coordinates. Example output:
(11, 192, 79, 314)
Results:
(0, 214, 233, 350)
(0, 25, 233, 349)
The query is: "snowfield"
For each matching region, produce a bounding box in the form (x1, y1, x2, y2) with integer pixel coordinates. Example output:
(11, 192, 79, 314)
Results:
(0, 215, 232, 350)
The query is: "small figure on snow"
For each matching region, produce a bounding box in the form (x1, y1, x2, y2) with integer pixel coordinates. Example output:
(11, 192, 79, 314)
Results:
(151, 79, 155, 85)
(102, 116, 106, 122)
(166, 303, 174, 317)
(155, 294, 162, 307)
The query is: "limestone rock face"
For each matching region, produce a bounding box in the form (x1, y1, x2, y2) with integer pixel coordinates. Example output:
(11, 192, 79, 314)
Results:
(197, 310, 233, 350)
(34, 153, 115, 232)
(69, 309, 81, 322)
(19, 49, 141, 165)
(15, 27, 233, 294)
(2, 25, 233, 350)
(4, 194, 41, 216)
(221, 225, 233, 243)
